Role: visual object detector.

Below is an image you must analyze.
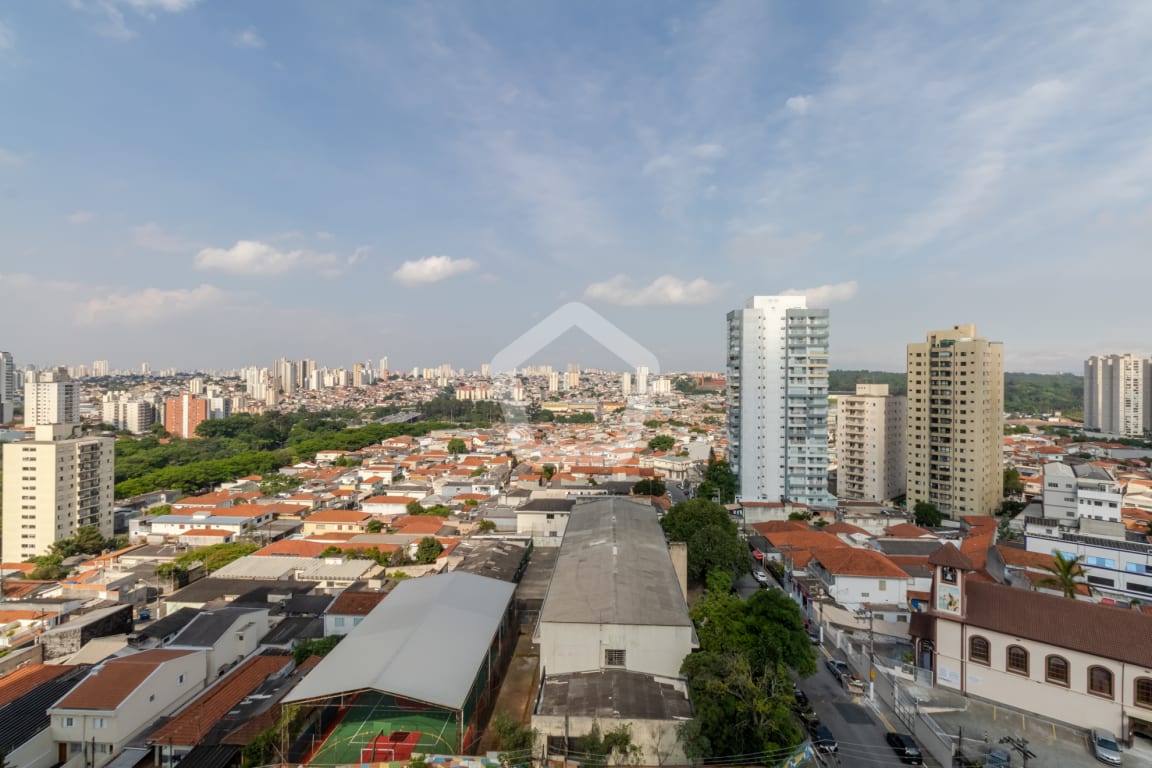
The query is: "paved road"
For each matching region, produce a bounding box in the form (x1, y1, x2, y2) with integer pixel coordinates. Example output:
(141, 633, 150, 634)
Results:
(668, 483, 689, 505)
(798, 647, 916, 767)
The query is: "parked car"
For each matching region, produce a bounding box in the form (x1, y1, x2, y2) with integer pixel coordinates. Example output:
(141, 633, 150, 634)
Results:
(885, 732, 924, 765)
(807, 628, 821, 645)
(792, 685, 810, 709)
(826, 659, 850, 681)
(1091, 729, 1123, 765)
(752, 569, 770, 585)
(810, 723, 838, 754)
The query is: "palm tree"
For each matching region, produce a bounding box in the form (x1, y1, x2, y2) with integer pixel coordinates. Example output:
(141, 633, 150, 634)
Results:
(1039, 551, 1091, 599)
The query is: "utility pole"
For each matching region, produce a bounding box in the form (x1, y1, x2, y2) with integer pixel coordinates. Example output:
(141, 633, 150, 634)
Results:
(999, 736, 1035, 767)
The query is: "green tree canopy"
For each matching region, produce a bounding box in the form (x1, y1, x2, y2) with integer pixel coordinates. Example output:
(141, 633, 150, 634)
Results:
(686, 525, 747, 583)
(913, 501, 942, 527)
(414, 536, 444, 564)
(661, 498, 734, 543)
(447, 438, 467, 455)
(632, 478, 667, 497)
(1004, 468, 1025, 496)
(647, 434, 675, 452)
(697, 458, 738, 504)
(1039, 551, 1091, 599)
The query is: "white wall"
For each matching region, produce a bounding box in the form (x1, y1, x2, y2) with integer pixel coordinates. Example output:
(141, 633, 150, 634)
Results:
(516, 510, 568, 543)
(533, 714, 688, 766)
(827, 574, 909, 614)
(538, 622, 694, 679)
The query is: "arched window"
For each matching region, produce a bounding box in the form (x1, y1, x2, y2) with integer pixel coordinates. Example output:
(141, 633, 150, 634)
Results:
(1135, 678, 1152, 709)
(1088, 666, 1114, 698)
(969, 635, 990, 665)
(1044, 655, 1069, 686)
(1006, 645, 1029, 675)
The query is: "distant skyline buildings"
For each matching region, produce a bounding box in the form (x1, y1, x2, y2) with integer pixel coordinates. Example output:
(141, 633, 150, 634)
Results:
(1084, 354, 1152, 437)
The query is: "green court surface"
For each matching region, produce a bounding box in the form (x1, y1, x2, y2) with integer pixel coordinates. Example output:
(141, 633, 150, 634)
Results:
(309, 692, 459, 766)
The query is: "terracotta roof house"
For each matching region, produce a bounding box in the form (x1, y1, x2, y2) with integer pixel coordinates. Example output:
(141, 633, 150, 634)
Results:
(50, 649, 209, 768)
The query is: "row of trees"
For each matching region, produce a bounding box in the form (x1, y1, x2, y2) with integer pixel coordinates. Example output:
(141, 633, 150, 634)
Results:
(25, 525, 127, 578)
(660, 499, 746, 585)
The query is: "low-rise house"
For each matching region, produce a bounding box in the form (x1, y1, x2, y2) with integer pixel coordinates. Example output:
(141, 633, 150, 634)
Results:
(808, 547, 911, 620)
(0, 664, 91, 768)
(168, 606, 275, 681)
(300, 508, 373, 536)
(49, 649, 209, 768)
(516, 498, 575, 544)
(361, 495, 419, 521)
(323, 590, 389, 637)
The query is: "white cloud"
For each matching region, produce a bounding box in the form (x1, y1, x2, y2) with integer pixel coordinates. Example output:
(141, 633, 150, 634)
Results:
(0, 20, 14, 50)
(233, 28, 264, 49)
(690, 143, 727, 159)
(114, 0, 198, 13)
(785, 95, 813, 114)
(642, 154, 676, 175)
(195, 240, 339, 276)
(0, 147, 27, 165)
(68, 210, 96, 225)
(71, 0, 198, 40)
(781, 280, 858, 305)
(133, 222, 194, 253)
(392, 255, 477, 285)
(584, 274, 724, 306)
(77, 284, 224, 325)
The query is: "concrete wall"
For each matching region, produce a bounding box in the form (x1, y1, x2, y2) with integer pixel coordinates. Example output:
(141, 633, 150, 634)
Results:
(533, 714, 689, 766)
(934, 618, 1152, 736)
(539, 622, 693, 679)
(41, 605, 134, 660)
(9, 727, 57, 768)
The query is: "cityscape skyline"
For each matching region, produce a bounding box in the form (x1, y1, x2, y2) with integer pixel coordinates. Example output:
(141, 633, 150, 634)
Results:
(3, 3, 1152, 372)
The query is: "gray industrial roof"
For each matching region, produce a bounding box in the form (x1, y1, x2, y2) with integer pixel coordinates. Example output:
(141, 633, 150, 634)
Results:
(170, 607, 265, 647)
(535, 669, 693, 720)
(283, 571, 515, 710)
(539, 497, 692, 627)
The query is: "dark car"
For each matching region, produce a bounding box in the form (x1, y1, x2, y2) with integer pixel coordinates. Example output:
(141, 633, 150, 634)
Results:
(885, 732, 924, 765)
(810, 723, 837, 754)
(826, 659, 850, 681)
(792, 686, 810, 709)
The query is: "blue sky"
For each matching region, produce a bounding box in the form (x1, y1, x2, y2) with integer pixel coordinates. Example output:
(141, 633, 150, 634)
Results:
(1, 1, 1150, 374)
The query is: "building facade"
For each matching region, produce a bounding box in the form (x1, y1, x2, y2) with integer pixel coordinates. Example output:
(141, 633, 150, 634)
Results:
(24, 368, 82, 426)
(1084, 354, 1149, 437)
(905, 325, 1003, 518)
(1, 424, 116, 563)
(835, 383, 907, 503)
(164, 394, 210, 439)
(102, 393, 157, 435)
(726, 295, 834, 506)
(0, 350, 15, 423)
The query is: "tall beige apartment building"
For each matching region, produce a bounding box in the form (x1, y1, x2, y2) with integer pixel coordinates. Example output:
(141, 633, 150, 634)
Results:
(2, 424, 115, 563)
(906, 325, 1003, 518)
(836, 383, 906, 503)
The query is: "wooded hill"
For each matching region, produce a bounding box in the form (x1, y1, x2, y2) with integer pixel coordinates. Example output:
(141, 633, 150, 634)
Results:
(829, 370, 1083, 418)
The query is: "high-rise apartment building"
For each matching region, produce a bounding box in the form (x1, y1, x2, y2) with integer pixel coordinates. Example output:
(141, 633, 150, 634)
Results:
(1084, 354, 1149, 437)
(1, 424, 115, 563)
(905, 324, 1004, 518)
(164, 394, 210, 438)
(835, 384, 907, 503)
(726, 295, 834, 506)
(24, 368, 82, 426)
(0, 351, 15, 423)
(92, 360, 109, 377)
(621, 372, 632, 396)
(102, 393, 157, 434)
(636, 366, 649, 396)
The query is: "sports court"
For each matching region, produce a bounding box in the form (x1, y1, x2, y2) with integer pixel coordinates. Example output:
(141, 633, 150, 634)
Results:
(308, 691, 460, 766)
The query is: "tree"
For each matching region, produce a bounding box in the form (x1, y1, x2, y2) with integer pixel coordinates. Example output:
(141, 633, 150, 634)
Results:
(406, 499, 425, 515)
(576, 721, 640, 768)
(541, 463, 556, 481)
(913, 501, 942, 528)
(1004, 468, 1025, 496)
(647, 435, 675, 452)
(699, 458, 738, 503)
(447, 437, 468, 455)
(476, 519, 496, 533)
(293, 635, 342, 664)
(414, 536, 444, 564)
(366, 520, 384, 534)
(1039, 551, 1091, 599)
(687, 525, 747, 583)
(661, 498, 734, 543)
(488, 712, 535, 763)
(632, 479, 667, 497)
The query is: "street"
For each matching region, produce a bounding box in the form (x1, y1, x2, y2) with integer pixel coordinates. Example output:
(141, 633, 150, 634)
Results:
(798, 653, 914, 767)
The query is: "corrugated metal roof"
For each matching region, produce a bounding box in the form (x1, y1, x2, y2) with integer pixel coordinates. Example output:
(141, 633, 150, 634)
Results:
(283, 571, 515, 710)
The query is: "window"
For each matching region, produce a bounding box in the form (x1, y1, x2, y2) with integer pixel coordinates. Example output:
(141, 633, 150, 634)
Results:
(604, 649, 626, 667)
(1088, 666, 1114, 698)
(1136, 678, 1152, 709)
(93, 717, 107, 728)
(334, 617, 346, 627)
(1086, 556, 1116, 568)
(1045, 656, 1069, 686)
(63, 716, 75, 727)
(878, 580, 887, 591)
(1006, 645, 1029, 675)
(969, 636, 990, 665)
(178, 673, 186, 685)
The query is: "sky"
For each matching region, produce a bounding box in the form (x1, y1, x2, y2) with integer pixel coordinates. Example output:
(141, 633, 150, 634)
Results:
(1, 1, 1151, 375)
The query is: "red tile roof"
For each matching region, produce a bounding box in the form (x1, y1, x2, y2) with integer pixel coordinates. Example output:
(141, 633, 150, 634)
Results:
(812, 548, 909, 579)
(305, 509, 372, 524)
(328, 591, 388, 616)
(0, 663, 75, 707)
(149, 654, 292, 746)
(883, 523, 938, 539)
(55, 649, 198, 711)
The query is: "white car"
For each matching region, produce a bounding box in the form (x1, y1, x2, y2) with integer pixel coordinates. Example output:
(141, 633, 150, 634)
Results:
(752, 569, 770, 584)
